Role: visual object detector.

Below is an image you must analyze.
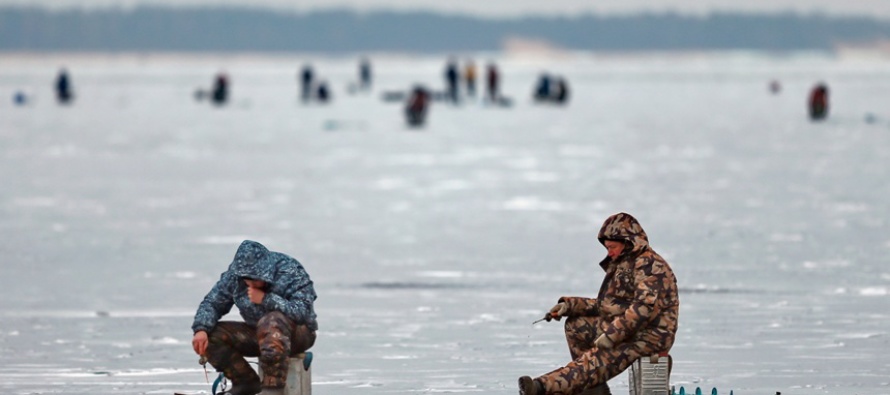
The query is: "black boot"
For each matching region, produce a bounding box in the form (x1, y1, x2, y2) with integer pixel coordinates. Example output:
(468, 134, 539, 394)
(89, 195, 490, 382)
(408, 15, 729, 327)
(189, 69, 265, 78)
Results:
(219, 381, 262, 395)
(518, 376, 544, 395)
(579, 383, 612, 395)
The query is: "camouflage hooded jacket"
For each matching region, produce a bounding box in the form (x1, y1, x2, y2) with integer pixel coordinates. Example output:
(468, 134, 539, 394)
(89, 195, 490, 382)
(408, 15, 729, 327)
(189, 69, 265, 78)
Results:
(191, 240, 318, 333)
(560, 213, 679, 350)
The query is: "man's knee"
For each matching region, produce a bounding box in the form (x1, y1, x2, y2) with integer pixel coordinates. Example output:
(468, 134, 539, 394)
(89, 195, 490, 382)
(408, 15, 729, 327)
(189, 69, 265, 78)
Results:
(292, 326, 316, 354)
(259, 344, 288, 366)
(257, 312, 293, 363)
(564, 316, 600, 335)
(257, 311, 288, 328)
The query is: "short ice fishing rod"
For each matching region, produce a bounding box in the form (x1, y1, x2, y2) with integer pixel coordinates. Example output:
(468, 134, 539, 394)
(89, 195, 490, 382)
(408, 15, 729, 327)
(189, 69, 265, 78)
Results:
(532, 312, 559, 325)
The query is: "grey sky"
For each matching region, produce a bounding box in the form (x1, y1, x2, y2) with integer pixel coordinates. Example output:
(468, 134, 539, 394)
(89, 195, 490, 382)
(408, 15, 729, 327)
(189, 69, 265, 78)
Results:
(3, 0, 890, 19)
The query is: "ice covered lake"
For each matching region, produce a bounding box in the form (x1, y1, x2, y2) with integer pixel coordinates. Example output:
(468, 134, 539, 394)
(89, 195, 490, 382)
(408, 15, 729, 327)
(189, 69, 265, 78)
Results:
(0, 52, 888, 394)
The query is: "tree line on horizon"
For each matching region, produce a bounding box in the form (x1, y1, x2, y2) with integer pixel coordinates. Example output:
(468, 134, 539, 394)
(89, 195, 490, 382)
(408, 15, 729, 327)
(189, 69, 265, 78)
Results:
(2, 6, 890, 52)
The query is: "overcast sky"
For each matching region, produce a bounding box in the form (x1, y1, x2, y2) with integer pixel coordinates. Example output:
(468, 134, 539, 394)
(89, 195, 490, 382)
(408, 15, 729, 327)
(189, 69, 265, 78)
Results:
(3, 0, 890, 19)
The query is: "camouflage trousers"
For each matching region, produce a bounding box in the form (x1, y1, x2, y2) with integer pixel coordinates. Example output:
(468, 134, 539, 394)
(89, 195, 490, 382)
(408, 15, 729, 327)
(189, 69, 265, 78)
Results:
(536, 316, 661, 395)
(206, 311, 316, 389)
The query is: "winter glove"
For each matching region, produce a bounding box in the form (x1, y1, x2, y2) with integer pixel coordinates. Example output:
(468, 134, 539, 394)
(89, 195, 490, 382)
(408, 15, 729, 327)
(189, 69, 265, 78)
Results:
(546, 302, 568, 321)
(594, 334, 614, 350)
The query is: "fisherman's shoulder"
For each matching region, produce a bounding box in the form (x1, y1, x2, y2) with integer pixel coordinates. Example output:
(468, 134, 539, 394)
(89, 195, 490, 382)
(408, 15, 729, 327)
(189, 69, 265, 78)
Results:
(269, 251, 308, 272)
(633, 249, 672, 273)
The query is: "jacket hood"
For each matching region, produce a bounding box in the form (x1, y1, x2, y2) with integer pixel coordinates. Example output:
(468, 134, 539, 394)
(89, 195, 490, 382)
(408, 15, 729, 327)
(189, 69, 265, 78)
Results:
(231, 240, 275, 283)
(597, 212, 650, 256)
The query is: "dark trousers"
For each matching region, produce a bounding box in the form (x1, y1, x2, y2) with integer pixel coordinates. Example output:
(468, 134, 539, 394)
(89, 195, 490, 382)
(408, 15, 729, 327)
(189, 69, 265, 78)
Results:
(537, 316, 658, 394)
(207, 312, 316, 388)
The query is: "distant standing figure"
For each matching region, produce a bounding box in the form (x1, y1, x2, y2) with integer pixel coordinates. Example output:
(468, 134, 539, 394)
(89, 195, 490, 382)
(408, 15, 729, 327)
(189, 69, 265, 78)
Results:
(211, 72, 229, 106)
(808, 83, 829, 121)
(464, 61, 477, 97)
(359, 58, 372, 90)
(445, 59, 460, 103)
(405, 85, 430, 127)
(486, 63, 499, 102)
(300, 65, 314, 101)
(55, 68, 73, 104)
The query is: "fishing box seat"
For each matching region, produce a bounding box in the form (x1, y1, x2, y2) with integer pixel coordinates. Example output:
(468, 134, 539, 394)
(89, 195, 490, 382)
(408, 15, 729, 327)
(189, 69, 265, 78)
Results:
(257, 352, 313, 395)
(628, 352, 672, 395)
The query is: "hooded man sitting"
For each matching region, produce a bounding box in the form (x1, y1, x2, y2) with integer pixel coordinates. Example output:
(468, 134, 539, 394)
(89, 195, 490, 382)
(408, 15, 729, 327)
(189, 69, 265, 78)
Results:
(191, 240, 318, 395)
(519, 213, 679, 395)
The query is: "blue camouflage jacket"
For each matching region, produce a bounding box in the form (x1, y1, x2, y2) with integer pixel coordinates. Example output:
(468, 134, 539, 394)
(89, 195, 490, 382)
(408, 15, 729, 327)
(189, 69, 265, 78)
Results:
(191, 240, 318, 333)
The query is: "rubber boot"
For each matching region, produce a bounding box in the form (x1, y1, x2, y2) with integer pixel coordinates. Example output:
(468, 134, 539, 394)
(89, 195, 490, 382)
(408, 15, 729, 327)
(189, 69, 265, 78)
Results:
(219, 381, 262, 395)
(518, 376, 544, 395)
(579, 383, 612, 395)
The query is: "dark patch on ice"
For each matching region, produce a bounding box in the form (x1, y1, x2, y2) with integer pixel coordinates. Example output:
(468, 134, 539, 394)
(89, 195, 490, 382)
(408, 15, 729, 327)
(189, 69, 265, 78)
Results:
(360, 281, 476, 290)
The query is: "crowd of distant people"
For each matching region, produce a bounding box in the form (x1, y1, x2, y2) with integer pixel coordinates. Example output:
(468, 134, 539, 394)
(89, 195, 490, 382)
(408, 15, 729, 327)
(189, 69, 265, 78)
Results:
(13, 61, 839, 129)
(533, 73, 569, 104)
(443, 58, 502, 105)
(300, 65, 332, 103)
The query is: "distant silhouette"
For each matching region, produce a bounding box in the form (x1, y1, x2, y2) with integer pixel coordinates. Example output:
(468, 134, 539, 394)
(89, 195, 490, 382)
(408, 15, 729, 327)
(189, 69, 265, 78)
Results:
(464, 60, 476, 97)
(13, 91, 27, 106)
(808, 83, 829, 121)
(553, 78, 569, 104)
(359, 58, 372, 90)
(211, 72, 229, 105)
(55, 68, 73, 104)
(300, 65, 314, 101)
(486, 63, 499, 102)
(316, 81, 330, 103)
(444, 59, 460, 103)
(769, 80, 781, 94)
(533, 73, 552, 101)
(534, 73, 569, 105)
(405, 85, 429, 127)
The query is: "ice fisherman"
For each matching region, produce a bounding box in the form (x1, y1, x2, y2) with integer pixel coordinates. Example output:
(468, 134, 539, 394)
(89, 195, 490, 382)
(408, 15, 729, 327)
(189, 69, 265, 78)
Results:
(300, 65, 314, 101)
(519, 213, 679, 395)
(464, 60, 477, 97)
(533, 73, 551, 101)
(55, 68, 73, 104)
(405, 85, 430, 127)
(211, 72, 229, 106)
(191, 240, 318, 395)
(316, 81, 330, 103)
(533, 74, 570, 105)
(445, 58, 460, 103)
(808, 83, 829, 121)
(486, 62, 500, 102)
(359, 57, 372, 90)
(553, 78, 569, 104)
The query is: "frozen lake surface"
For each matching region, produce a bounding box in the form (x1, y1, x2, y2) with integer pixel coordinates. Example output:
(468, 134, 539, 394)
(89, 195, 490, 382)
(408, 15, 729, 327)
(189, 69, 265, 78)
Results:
(1, 52, 889, 394)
